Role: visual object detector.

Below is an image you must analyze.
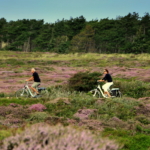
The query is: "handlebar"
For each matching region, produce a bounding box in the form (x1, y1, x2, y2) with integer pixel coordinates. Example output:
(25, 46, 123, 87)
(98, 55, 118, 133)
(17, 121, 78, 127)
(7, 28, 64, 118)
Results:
(25, 81, 29, 85)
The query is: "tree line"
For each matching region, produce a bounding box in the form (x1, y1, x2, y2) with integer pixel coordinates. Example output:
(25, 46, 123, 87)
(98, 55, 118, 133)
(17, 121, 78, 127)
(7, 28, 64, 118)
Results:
(0, 12, 150, 53)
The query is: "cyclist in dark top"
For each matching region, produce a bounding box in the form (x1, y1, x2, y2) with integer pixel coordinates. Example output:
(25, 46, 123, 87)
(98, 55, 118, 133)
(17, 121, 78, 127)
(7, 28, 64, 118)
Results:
(98, 69, 113, 97)
(26, 68, 41, 96)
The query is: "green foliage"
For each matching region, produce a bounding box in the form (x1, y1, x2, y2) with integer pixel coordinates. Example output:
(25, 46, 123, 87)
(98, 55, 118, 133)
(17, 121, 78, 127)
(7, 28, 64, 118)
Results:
(71, 25, 95, 53)
(0, 51, 150, 148)
(6, 59, 25, 66)
(114, 79, 150, 98)
(0, 130, 11, 141)
(92, 98, 139, 120)
(0, 93, 5, 98)
(1, 12, 150, 53)
(0, 82, 149, 149)
(136, 125, 150, 134)
(103, 128, 150, 150)
(68, 72, 102, 92)
(45, 92, 95, 118)
(46, 85, 138, 121)
(136, 115, 150, 125)
(28, 112, 49, 122)
(0, 98, 40, 106)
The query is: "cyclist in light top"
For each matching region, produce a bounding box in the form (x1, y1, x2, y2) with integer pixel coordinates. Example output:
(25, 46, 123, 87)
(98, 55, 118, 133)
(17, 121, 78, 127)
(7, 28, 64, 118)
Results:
(98, 69, 113, 97)
(26, 68, 41, 96)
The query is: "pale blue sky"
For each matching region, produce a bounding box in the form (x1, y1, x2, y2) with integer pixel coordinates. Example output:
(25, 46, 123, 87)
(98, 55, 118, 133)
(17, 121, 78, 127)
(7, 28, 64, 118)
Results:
(0, 0, 149, 23)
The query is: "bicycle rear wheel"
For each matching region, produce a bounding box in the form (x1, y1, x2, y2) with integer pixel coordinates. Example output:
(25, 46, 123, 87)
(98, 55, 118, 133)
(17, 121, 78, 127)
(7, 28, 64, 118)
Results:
(16, 89, 29, 98)
(90, 89, 101, 98)
(116, 91, 122, 97)
(39, 89, 49, 98)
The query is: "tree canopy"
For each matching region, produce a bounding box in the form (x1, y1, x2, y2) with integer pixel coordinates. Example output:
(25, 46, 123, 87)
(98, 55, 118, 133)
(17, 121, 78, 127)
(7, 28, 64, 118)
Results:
(0, 13, 150, 53)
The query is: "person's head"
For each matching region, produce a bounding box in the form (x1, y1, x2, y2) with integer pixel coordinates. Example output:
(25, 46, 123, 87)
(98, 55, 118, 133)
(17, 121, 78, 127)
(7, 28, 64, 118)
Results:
(103, 69, 109, 74)
(31, 68, 36, 73)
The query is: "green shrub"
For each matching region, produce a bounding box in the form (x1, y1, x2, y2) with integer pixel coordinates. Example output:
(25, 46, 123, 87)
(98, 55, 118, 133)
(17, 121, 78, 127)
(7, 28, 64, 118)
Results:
(136, 115, 150, 125)
(28, 112, 49, 122)
(0, 93, 5, 98)
(114, 79, 150, 98)
(68, 72, 102, 92)
(136, 125, 150, 134)
(0, 130, 11, 141)
(45, 86, 96, 118)
(103, 128, 150, 150)
(6, 59, 25, 66)
(2, 123, 121, 150)
(93, 98, 139, 120)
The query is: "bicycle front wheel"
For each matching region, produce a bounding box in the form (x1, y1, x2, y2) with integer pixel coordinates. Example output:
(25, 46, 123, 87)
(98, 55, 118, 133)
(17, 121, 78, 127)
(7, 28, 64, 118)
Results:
(16, 89, 29, 98)
(90, 89, 101, 98)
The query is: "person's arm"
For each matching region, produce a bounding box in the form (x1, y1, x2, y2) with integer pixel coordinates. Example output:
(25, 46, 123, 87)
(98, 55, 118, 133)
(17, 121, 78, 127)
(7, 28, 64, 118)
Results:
(26, 76, 34, 81)
(98, 74, 107, 82)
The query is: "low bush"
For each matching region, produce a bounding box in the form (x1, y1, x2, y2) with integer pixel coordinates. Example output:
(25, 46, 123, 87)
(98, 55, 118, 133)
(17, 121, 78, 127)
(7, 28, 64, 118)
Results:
(45, 88, 96, 118)
(0, 105, 30, 119)
(103, 128, 150, 150)
(28, 112, 49, 122)
(93, 98, 139, 121)
(68, 71, 102, 92)
(29, 103, 47, 112)
(0, 130, 11, 141)
(136, 115, 150, 125)
(0, 93, 5, 98)
(1, 123, 121, 150)
(114, 79, 150, 98)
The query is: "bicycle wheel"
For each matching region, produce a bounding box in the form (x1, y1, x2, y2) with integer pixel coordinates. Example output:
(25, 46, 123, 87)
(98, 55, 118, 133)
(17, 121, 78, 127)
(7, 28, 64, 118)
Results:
(90, 89, 101, 98)
(116, 91, 122, 97)
(16, 88, 29, 98)
(39, 89, 49, 98)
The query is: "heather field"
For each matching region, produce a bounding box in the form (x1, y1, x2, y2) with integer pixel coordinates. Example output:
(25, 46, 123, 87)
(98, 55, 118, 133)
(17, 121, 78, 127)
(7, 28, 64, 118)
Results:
(0, 51, 150, 150)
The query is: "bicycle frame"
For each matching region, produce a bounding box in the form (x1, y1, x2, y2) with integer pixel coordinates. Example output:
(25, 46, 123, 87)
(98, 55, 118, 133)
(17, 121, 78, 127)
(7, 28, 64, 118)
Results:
(93, 82, 121, 98)
(97, 84, 108, 98)
(24, 82, 36, 97)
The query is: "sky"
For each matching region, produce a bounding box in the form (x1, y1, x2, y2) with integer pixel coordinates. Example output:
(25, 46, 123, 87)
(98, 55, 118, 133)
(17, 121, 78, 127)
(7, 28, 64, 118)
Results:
(0, 0, 150, 23)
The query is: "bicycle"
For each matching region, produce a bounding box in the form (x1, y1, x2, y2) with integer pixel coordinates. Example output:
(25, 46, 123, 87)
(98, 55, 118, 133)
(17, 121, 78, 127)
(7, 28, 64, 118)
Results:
(15, 81, 49, 98)
(90, 81, 122, 98)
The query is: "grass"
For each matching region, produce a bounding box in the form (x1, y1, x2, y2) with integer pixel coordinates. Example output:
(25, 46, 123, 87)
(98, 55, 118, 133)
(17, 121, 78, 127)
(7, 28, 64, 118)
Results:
(1, 51, 150, 68)
(0, 51, 150, 149)
(0, 98, 41, 106)
(103, 128, 150, 150)
(1, 87, 150, 149)
(92, 97, 139, 120)
(0, 86, 150, 149)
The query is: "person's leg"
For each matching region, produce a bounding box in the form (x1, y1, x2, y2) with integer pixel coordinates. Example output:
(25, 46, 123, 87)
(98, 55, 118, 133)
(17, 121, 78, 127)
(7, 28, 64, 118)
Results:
(106, 82, 113, 97)
(106, 91, 111, 97)
(103, 82, 113, 97)
(102, 84, 109, 97)
(31, 82, 40, 95)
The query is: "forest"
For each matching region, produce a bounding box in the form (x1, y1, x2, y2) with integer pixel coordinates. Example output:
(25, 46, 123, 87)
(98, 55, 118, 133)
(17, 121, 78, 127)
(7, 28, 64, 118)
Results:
(0, 12, 150, 53)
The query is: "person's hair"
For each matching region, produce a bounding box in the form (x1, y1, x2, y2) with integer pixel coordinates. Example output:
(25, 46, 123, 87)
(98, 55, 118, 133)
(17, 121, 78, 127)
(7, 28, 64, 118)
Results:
(31, 68, 36, 71)
(104, 69, 109, 73)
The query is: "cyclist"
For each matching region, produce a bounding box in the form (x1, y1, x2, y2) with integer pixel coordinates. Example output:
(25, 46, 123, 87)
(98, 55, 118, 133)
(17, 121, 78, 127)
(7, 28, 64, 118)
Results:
(98, 69, 113, 97)
(26, 68, 41, 97)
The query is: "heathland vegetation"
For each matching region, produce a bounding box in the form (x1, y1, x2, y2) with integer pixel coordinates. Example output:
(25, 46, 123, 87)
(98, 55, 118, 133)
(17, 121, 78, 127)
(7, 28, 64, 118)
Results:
(0, 12, 150, 53)
(0, 51, 150, 149)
